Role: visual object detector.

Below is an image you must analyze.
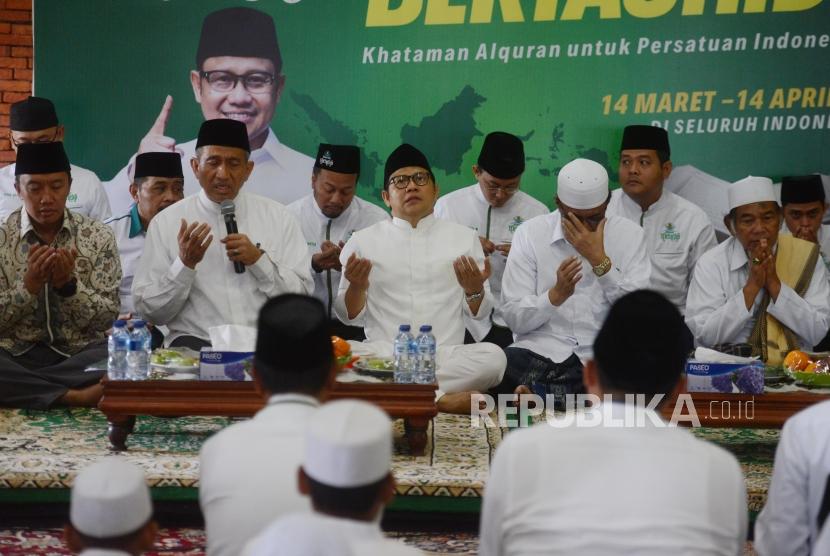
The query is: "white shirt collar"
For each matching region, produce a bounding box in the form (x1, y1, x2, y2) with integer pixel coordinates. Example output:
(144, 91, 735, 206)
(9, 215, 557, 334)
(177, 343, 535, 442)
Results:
(19, 208, 71, 241)
(312, 194, 356, 223)
(550, 211, 566, 245)
(620, 188, 669, 216)
(266, 392, 320, 408)
(258, 128, 286, 168)
(391, 212, 436, 230)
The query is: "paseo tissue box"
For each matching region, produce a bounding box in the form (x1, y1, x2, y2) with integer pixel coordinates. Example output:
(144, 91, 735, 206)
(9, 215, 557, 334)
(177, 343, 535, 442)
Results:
(199, 350, 254, 381)
(685, 360, 765, 394)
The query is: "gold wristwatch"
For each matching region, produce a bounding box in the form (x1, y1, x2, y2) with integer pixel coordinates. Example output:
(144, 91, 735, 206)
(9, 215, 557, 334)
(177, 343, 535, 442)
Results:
(592, 256, 612, 277)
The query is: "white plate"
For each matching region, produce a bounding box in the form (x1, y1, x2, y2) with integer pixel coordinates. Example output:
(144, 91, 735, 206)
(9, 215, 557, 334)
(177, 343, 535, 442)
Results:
(164, 372, 199, 381)
(152, 363, 199, 374)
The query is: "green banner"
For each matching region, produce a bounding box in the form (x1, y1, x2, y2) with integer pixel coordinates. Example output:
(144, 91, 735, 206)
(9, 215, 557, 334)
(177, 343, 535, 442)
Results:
(34, 0, 830, 206)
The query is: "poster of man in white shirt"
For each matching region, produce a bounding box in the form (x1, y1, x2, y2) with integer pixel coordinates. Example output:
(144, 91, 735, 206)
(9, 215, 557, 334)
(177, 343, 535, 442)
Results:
(105, 6, 313, 215)
(133, 119, 312, 349)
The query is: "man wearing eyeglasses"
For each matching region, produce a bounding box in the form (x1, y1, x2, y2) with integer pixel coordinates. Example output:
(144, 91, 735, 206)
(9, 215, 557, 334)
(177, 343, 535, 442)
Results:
(1, 97, 111, 224)
(334, 144, 506, 414)
(104, 6, 313, 216)
(499, 158, 650, 408)
(434, 132, 548, 348)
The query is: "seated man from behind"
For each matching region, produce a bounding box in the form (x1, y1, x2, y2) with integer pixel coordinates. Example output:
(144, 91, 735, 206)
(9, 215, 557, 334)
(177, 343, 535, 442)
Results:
(106, 152, 184, 317)
(288, 144, 388, 339)
(754, 399, 830, 555)
(499, 158, 650, 407)
(132, 119, 313, 349)
(199, 294, 336, 556)
(1, 96, 111, 223)
(243, 400, 422, 556)
(65, 459, 157, 556)
(480, 290, 747, 555)
(334, 144, 506, 414)
(0, 142, 121, 409)
(686, 176, 830, 364)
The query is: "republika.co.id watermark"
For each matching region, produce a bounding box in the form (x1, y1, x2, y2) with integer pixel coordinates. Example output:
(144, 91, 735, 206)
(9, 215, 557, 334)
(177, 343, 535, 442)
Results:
(470, 393, 756, 428)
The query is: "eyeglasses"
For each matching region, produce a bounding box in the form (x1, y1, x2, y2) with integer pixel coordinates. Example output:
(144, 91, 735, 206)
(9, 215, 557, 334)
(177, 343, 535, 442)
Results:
(388, 172, 432, 190)
(200, 71, 277, 94)
(10, 130, 59, 147)
(485, 184, 519, 195)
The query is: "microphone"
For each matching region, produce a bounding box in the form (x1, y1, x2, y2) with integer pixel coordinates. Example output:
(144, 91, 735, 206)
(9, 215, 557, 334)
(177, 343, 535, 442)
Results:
(220, 200, 245, 274)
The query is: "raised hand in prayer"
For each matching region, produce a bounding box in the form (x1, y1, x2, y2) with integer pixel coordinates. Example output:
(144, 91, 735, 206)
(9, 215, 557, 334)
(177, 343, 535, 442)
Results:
(548, 256, 582, 307)
(562, 212, 607, 267)
(23, 243, 56, 295)
(311, 240, 343, 272)
(138, 96, 177, 155)
(479, 236, 497, 256)
(50, 247, 77, 289)
(744, 238, 778, 307)
(344, 252, 372, 290)
(453, 255, 490, 295)
(221, 233, 262, 267)
(178, 219, 213, 269)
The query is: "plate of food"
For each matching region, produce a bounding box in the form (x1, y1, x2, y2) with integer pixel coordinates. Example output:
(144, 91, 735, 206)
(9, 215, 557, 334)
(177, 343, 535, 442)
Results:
(352, 357, 395, 378)
(783, 350, 830, 387)
(150, 348, 199, 373)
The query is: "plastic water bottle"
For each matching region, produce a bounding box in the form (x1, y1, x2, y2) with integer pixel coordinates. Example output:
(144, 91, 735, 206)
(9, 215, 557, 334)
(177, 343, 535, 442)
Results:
(414, 325, 437, 384)
(393, 324, 414, 383)
(107, 320, 129, 380)
(127, 320, 152, 380)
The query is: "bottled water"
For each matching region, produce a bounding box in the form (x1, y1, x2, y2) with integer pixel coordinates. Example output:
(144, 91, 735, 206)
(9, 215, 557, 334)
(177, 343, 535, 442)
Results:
(414, 325, 437, 384)
(127, 320, 152, 380)
(107, 320, 129, 380)
(393, 324, 415, 383)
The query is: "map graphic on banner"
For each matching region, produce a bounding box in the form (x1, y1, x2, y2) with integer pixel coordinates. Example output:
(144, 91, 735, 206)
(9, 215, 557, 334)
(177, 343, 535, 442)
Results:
(34, 0, 830, 208)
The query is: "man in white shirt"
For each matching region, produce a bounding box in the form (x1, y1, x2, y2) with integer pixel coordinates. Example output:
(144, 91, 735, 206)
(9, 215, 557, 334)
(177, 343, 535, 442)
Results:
(606, 124, 716, 314)
(1, 96, 111, 223)
(243, 399, 422, 556)
(480, 290, 747, 556)
(105, 152, 184, 317)
(288, 144, 388, 339)
(434, 131, 548, 347)
(755, 399, 830, 556)
(200, 294, 336, 556)
(105, 6, 313, 215)
(499, 158, 650, 408)
(334, 144, 506, 414)
(133, 118, 312, 349)
(65, 459, 158, 556)
(780, 174, 830, 350)
(686, 176, 830, 365)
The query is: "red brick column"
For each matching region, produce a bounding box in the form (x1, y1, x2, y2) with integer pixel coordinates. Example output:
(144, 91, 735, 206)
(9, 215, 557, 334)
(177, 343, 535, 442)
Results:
(0, 0, 33, 166)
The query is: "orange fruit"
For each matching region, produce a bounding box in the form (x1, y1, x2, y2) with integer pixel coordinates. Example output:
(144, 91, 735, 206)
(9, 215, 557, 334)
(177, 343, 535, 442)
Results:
(784, 350, 810, 371)
(804, 362, 817, 373)
(331, 336, 351, 358)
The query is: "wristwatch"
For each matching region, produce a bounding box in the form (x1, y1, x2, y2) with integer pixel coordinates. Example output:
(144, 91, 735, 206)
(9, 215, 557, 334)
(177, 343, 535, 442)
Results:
(592, 256, 612, 277)
(465, 290, 484, 302)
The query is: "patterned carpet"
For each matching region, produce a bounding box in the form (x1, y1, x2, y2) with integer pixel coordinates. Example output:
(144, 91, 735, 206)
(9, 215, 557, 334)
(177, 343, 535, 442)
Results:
(0, 408, 775, 512)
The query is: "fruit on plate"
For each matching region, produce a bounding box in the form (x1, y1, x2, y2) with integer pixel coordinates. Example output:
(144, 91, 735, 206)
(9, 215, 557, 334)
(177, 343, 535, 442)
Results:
(150, 349, 198, 367)
(332, 336, 358, 368)
(784, 350, 810, 372)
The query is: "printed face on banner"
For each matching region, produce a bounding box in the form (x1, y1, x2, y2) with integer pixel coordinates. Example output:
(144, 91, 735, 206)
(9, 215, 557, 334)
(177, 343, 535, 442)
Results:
(312, 169, 358, 219)
(382, 166, 438, 222)
(190, 56, 285, 148)
(474, 166, 521, 208)
(191, 145, 254, 203)
(619, 149, 671, 204)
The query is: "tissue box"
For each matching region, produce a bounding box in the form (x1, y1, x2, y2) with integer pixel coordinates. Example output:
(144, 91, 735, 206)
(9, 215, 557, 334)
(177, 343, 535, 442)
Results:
(199, 350, 254, 381)
(685, 360, 766, 394)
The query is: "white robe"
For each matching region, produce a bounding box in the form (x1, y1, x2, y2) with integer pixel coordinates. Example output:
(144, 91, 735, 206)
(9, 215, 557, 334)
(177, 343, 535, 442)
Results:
(334, 215, 505, 394)
(132, 189, 313, 344)
(287, 194, 388, 317)
(479, 403, 747, 556)
(434, 184, 549, 340)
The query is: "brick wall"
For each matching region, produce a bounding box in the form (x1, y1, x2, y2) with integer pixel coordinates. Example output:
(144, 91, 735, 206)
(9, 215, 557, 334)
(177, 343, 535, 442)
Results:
(0, 0, 33, 166)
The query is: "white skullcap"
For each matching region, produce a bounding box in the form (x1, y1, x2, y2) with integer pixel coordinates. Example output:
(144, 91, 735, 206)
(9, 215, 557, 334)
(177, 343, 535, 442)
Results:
(728, 176, 776, 210)
(303, 400, 392, 488)
(556, 158, 609, 209)
(70, 458, 152, 538)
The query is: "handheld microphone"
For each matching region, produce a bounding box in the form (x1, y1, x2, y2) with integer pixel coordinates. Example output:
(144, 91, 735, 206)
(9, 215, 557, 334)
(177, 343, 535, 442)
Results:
(220, 200, 245, 274)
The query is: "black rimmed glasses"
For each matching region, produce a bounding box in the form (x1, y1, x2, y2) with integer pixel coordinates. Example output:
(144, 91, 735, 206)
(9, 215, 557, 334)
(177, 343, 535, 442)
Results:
(388, 171, 432, 190)
(200, 71, 277, 94)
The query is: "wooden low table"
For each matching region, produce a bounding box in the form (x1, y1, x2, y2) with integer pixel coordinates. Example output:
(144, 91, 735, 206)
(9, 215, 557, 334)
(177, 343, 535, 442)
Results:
(98, 377, 437, 455)
(659, 390, 830, 427)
